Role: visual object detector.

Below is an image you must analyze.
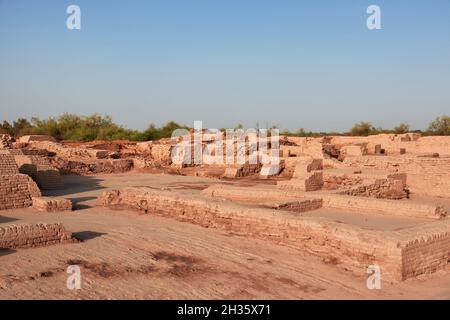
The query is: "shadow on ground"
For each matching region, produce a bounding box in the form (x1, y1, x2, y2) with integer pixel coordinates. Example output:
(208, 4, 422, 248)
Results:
(0, 216, 19, 224)
(73, 231, 107, 241)
(68, 196, 98, 210)
(43, 175, 105, 197)
(0, 249, 17, 256)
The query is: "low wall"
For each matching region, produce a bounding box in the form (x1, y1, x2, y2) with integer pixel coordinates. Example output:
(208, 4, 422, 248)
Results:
(0, 174, 42, 210)
(0, 153, 19, 175)
(99, 187, 450, 281)
(0, 223, 75, 249)
(343, 156, 450, 198)
(50, 157, 133, 175)
(202, 185, 446, 219)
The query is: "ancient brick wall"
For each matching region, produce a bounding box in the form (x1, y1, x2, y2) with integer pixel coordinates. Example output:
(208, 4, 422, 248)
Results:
(0, 153, 19, 175)
(330, 135, 450, 156)
(0, 223, 75, 249)
(202, 185, 446, 219)
(0, 174, 41, 210)
(50, 157, 133, 175)
(99, 187, 450, 281)
(343, 156, 450, 198)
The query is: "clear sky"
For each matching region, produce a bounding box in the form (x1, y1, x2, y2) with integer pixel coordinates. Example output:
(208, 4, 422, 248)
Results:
(1, 0, 449, 132)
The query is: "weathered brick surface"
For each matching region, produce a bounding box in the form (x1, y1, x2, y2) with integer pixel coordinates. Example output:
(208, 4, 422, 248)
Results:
(278, 158, 324, 191)
(50, 157, 133, 175)
(343, 156, 450, 198)
(32, 197, 72, 212)
(0, 153, 19, 175)
(0, 174, 42, 210)
(99, 187, 450, 281)
(14, 155, 63, 189)
(202, 185, 446, 219)
(0, 134, 14, 149)
(0, 223, 75, 249)
(18, 135, 56, 143)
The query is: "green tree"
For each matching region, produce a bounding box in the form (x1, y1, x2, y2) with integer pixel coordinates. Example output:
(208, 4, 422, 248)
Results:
(350, 122, 375, 136)
(393, 123, 410, 134)
(427, 115, 450, 136)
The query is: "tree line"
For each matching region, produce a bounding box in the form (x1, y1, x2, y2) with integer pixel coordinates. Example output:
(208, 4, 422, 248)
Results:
(0, 114, 449, 141)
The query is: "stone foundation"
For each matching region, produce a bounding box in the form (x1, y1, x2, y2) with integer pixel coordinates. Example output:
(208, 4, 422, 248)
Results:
(0, 223, 76, 249)
(0, 174, 42, 210)
(99, 187, 450, 281)
(50, 157, 133, 175)
(32, 197, 72, 212)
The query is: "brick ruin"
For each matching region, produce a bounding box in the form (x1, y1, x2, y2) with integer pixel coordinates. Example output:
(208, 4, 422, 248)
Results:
(1, 133, 450, 282)
(99, 186, 450, 281)
(0, 223, 76, 249)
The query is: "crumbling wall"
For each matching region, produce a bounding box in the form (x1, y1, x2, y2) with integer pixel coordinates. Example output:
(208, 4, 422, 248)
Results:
(202, 184, 446, 219)
(277, 158, 323, 191)
(50, 157, 133, 175)
(99, 187, 450, 281)
(0, 134, 14, 149)
(0, 174, 42, 210)
(18, 135, 56, 143)
(0, 153, 19, 175)
(343, 156, 450, 198)
(0, 223, 75, 249)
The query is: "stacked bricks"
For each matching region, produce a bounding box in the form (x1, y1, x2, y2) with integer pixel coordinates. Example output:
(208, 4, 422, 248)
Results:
(277, 157, 323, 191)
(0, 174, 42, 210)
(14, 154, 63, 189)
(32, 197, 72, 212)
(0, 134, 14, 149)
(0, 153, 19, 174)
(0, 223, 76, 249)
(264, 199, 323, 212)
(343, 156, 450, 198)
(99, 187, 450, 281)
(18, 135, 56, 143)
(222, 163, 262, 178)
(202, 184, 446, 219)
(49, 157, 133, 175)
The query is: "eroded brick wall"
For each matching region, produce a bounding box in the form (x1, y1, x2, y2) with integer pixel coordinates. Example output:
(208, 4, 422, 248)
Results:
(343, 156, 450, 198)
(0, 223, 75, 249)
(0, 154, 19, 175)
(99, 187, 450, 281)
(0, 174, 41, 210)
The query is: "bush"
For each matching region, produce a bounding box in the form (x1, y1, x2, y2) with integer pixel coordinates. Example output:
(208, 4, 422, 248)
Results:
(350, 122, 375, 136)
(427, 115, 450, 136)
(393, 123, 410, 134)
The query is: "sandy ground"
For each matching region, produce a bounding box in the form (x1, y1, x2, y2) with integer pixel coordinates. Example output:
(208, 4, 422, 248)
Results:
(1, 172, 450, 299)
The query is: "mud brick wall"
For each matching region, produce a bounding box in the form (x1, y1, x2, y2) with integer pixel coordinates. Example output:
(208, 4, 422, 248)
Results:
(99, 187, 450, 281)
(0, 174, 41, 210)
(280, 138, 324, 158)
(151, 144, 173, 165)
(0, 154, 19, 175)
(14, 155, 63, 189)
(343, 156, 450, 198)
(330, 135, 450, 156)
(0, 223, 75, 249)
(266, 199, 323, 212)
(35, 166, 63, 189)
(202, 185, 446, 219)
(394, 220, 450, 279)
(32, 197, 72, 212)
(50, 157, 133, 175)
(319, 194, 446, 219)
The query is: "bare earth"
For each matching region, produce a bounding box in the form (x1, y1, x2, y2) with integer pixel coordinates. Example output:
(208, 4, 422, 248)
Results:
(1, 172, 450, 300)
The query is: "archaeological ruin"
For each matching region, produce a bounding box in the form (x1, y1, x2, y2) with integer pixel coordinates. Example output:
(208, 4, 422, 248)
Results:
(1, 131, 450, 297)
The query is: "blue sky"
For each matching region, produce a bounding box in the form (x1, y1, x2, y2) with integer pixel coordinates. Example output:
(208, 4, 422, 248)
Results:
(1, 0, 449, 131)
